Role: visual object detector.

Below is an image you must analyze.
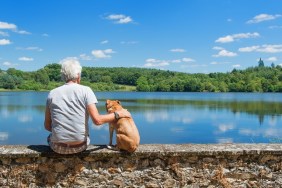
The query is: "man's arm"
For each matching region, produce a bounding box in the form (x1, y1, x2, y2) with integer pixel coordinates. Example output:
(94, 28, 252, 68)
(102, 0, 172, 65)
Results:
(87, 103, 131, 125)
(44, 106, 52, 132)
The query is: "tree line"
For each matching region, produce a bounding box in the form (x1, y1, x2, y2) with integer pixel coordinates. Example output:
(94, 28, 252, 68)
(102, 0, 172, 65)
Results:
(0, 59, 282, 92)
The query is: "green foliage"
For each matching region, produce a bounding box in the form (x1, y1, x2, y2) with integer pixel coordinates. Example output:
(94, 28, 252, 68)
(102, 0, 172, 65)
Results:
(0, 73, 23, 89)
(0, 62, 282, 92)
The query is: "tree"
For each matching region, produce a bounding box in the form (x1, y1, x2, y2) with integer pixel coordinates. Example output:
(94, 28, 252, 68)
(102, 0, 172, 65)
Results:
(136, 76, 150, 91)
(258, 58, 264, 67)
(35, 69, 50, 85)
(0, 74, 16, 89)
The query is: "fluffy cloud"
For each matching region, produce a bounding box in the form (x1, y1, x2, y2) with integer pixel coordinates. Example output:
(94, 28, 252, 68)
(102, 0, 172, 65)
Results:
(266, 57, 278, 62)
(247, 14, 282, 24)
(0, 31, 9, 36)
(215, 32, 260, 43)
(170, 48, 186, 53)
(79, 54, 92, 61)
(91, 49, 116, 58)
(212, 46, 237, 57)
(182, 57, 195, 62)
(106, 14, 133, 24)
(0, 39, 11, 45)
(3, 61, 18, 67)
(144, 58, 169, 68)
(18, 57, 34, 61)
(120, 41, 138, 45)
(0, 21, 30, 34)
(100, 40, 109, 44)
(269, 25, 282, 29)
(16, 30, 31, 35)
(0, 21, 17, 30)
(232, 64, 241, 68)
(144, 57, 195, 68)
(239, 44, 282, 53)
(213, 49, 237, 57)
(16, 47, 43, 51)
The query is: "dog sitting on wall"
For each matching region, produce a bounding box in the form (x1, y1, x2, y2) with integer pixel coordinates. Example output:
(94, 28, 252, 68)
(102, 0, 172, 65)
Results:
(105, 99, 140, 153)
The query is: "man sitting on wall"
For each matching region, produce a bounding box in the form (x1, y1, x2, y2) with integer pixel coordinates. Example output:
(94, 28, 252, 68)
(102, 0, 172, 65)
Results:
(44, 58, 131, 154)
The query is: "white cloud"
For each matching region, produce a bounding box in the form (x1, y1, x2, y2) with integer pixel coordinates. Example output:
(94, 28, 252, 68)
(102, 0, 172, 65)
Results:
(120, 41, 138, 45)
(213, 49, 237, 57)
(0, 31, 9, 36)
(216, 35, 234, 43)
(16, 46, 43, 51)
(144, 58, 169, 68)
(91, 49, 116, 59)
(106, 14, 133, 24)
(247, 14, 282, 24)
(0, 21, 17, 30)
(212, 46, 225, 50)
(18, 57, 34, 61)
(0, 21, 30, 35)
(3, 61, 12, 66)
(171, 59, 181, 63)
(238, 46, 260, 52)
(211, 61, 219, 65)
(182, 57, 195, 62)
(232, 64, 241, 68)
(0, 39, 11, 45)
(79, 54, 92, 61)
(144, 57, 195, 68)
(101, 40, 109, 44)
(215, 32, 260, 43)
(266, 57, 278, 62)
(170, 48, 186, 53)
(3, 61, 18, 67)
(239, 44, 282, 53)
(269, 25, 282, 29)
(16, 30, 31, 35)
(42, 33, 49, 37)
(210, 61, 230, 65)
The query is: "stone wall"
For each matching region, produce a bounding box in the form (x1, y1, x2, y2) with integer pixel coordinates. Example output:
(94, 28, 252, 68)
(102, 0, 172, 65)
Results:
(1, 144, 282, 187)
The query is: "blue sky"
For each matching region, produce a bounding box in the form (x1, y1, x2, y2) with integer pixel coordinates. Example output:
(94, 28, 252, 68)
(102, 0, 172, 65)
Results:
(0, 0, 282, 73)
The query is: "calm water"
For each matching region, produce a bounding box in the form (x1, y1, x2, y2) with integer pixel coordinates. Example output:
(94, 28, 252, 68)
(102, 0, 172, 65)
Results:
(0, 91, 282, 145)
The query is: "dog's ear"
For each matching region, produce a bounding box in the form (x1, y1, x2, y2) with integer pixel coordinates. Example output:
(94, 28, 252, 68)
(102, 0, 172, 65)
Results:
(106, 99, 110, 105)
(116, 100, 121, 104)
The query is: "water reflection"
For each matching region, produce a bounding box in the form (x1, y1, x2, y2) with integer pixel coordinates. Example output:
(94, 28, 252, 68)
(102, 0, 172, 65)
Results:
(0, 92, 282, 145)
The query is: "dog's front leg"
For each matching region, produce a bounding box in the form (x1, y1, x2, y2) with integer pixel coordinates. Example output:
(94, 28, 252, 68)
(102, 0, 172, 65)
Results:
(109, 123, 114, 146)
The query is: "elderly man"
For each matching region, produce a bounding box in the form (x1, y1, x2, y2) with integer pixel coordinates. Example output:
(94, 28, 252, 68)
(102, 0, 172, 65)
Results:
(44, 58, 131, 154)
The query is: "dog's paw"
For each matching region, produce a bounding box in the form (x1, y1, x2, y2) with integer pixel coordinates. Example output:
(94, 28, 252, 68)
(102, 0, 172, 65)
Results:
(107, 145, 119, 151)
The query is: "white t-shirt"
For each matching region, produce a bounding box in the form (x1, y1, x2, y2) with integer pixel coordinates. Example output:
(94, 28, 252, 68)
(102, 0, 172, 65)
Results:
(46, 83, 98, 143)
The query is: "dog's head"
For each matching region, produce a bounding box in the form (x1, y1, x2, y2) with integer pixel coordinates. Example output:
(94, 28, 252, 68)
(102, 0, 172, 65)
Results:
(105, 100, 123, 113)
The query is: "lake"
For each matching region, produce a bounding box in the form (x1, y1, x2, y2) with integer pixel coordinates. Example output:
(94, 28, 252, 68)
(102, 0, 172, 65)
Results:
(0, 91, 282, 145)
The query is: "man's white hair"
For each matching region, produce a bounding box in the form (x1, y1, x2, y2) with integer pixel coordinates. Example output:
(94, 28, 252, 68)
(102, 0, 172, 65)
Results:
(60, 58, 82, 82)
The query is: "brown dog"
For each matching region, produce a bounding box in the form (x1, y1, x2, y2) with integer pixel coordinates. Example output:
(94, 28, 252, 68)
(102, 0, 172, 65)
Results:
(106, 99, 140, 153)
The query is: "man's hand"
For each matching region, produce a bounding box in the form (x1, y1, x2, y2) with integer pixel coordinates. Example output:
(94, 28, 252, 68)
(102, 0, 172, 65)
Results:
(116, 109, 131, 119)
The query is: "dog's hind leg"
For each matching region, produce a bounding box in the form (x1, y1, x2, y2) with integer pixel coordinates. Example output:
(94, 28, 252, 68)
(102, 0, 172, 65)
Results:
(116, 134, 138, 153)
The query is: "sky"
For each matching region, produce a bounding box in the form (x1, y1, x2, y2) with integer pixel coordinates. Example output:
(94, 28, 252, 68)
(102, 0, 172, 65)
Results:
(0, 0, 282, 73)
